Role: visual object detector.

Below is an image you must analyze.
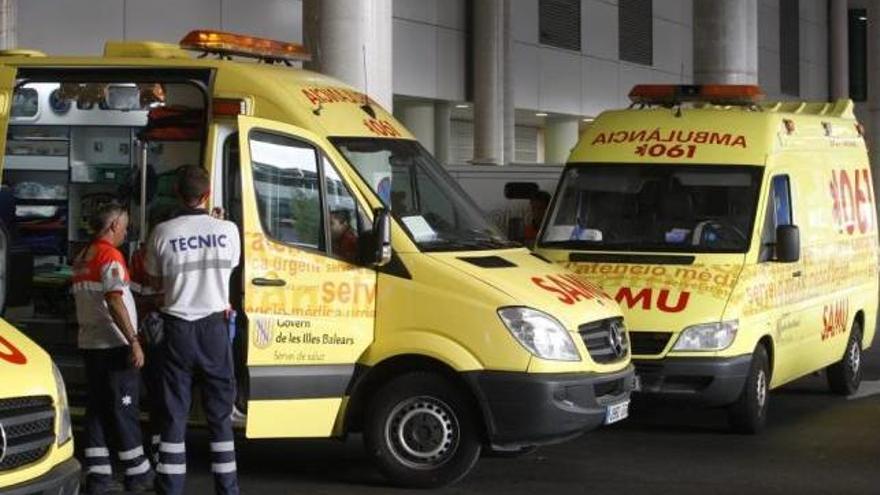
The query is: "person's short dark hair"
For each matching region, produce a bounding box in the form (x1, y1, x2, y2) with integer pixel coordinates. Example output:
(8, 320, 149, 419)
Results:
(176, 165, 210, 205)
(531, 190, 551, 205)
(89, 200, 127, 234)
(330, 209, 351, 225)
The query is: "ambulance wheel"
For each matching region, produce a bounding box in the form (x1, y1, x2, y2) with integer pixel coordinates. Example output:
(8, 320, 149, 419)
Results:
(727, 345, 770, 434)
(827, 323, 863, 396)
(364, 372, 481, 488)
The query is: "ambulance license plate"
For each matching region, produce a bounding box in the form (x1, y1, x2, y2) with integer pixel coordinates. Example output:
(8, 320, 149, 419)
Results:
(605, 400, 630, 425)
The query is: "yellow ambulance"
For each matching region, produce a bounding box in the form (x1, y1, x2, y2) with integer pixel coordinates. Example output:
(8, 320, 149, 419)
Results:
(0, 31, 634, 487)
(536, 84, 878, 433)
(0, 318, 79, 494)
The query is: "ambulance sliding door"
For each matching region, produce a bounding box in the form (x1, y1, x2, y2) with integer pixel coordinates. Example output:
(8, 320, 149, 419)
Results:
(0, 66, 16, 311)
(237, 116, 377, 438)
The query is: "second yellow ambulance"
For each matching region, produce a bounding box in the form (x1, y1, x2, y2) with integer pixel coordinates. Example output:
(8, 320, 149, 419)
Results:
(536, 85, 878, 433)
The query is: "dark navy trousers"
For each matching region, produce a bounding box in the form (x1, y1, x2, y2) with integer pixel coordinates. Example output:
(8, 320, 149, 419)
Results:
(156, 312, 239, 495)
(82, 347, 152, 487)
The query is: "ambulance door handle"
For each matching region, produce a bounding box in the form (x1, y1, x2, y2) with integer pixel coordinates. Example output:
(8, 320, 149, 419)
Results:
(252, 277, 286, 287)
(792, 270, 802, 278)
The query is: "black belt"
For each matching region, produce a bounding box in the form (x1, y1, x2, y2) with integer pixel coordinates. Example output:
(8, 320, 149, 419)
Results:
(160, 311, 226, 324)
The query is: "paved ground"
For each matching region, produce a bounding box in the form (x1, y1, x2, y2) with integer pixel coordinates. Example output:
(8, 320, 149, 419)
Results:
(75, 345, 880, 494)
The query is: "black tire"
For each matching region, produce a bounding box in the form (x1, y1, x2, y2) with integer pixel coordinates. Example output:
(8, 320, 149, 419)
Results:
(827, 322, 863, 396)
(727, 345, 770, 434)
(364, 372, 482, 488)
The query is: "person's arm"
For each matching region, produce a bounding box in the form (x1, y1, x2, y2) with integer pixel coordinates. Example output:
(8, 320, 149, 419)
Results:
(101, 254, 145, 369)
(143, 230, 165, 297)
(105, 292, 144, 368)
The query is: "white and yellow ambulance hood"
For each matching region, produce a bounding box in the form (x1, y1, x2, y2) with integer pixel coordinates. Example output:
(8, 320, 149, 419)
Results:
(0, 318, 73, 487)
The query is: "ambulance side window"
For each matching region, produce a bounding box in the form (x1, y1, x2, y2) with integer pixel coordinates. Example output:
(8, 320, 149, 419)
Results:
(760, 175, 793, 261)
(249, 131, 324, 250)
(324, 157, 364, 264)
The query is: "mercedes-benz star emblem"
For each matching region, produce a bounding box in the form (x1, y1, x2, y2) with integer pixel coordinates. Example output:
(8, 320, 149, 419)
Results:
(0, 421, 7, 466)
(608, 321, 626, 358)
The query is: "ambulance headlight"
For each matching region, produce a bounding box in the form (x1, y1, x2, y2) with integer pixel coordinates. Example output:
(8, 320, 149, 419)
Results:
(51, 362, 72, 446)
(673, 320, 738, 351)
(498, 307, 581, 361)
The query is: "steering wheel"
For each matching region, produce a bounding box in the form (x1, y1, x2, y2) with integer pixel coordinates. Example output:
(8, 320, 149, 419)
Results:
(693, 220, 747, 247)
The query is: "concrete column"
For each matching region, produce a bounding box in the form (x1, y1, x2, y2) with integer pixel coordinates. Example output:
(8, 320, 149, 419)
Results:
(0, 0, 16, 50)
(544, 117, 579, 165)
(502, 2, 515, 165)
(868, 1, 880, 201)
(434, 101, 452, 166)
(473, 0, 512, 165)
(302, 0, 393, 111)
(395, 100, 436, 154)
(830, 0, 849, 100)
(693, 0, 758, 84)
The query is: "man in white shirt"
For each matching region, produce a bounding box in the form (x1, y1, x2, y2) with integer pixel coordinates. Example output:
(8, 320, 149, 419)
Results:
(146, 165, 240, 495)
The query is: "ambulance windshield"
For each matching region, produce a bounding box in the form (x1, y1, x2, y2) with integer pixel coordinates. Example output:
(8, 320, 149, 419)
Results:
(332, 138, 516, 252)
(541, 164, 763, 253)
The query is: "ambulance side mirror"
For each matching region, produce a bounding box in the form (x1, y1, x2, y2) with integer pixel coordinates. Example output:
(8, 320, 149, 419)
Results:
(775, 225, 800, 263)
(372, 208, 392, 267)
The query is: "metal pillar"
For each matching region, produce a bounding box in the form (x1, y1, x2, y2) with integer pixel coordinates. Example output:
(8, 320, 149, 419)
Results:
(302, 0, 393, 111)
(692, 0, 758, 84)
(395, 100, 436, 154)
(473, 0, 512, 165)
(544, 118, 579, 165)
(868, 0, 880, 201)
(0, 0, 16, 50)
(830, 0, 850, 100)
(434, 101, 452, 166)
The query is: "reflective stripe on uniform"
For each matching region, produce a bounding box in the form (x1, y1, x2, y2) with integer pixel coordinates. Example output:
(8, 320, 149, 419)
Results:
(72, 281, 107, 293)
(159, 441, 186, 453)
(210, 441, 235, 452)
(163, 259, 234, 277)
(211, 461, 237, 474)
(126, 459, 152, 476)
(118, 445, 145, 461)
(84, 447, 110, 458)
(87, 465, 113, 475)
(157, 463, 187, 475)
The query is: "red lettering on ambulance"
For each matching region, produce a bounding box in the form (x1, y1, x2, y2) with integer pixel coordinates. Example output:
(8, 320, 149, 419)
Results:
(532, 274, 600, 305)
(532, 276, 574, 305)
(615, 287, 652, 310)
(614, 287, 691, 313)
(830, 169, 873, 236)
(0, 335, 27, 365)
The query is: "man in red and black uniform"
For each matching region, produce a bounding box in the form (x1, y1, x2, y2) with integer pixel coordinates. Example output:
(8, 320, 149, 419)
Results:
(330, 209, 359, 263)
(72, 202, 153, 494)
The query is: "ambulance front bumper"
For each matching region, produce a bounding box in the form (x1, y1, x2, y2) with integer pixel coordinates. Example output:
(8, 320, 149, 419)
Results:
(1, 457, 80, 495)
(633, 355, 752, 406)
(464, 365, 635, 449)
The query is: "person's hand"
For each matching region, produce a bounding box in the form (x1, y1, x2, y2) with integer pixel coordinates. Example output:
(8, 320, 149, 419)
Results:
(211, 207, 225, 219)
(130, 341, 145, 369)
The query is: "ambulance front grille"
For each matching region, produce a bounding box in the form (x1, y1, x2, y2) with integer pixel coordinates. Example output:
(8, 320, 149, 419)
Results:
(629, 331, 673, 356)
(578, 317, 629, 364)
(0, 395, 56, 472)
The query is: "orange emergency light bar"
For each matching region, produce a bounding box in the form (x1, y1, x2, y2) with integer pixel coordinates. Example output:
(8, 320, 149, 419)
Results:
(629, 84, 764, 106)
(180, 29, 311, 62)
